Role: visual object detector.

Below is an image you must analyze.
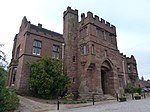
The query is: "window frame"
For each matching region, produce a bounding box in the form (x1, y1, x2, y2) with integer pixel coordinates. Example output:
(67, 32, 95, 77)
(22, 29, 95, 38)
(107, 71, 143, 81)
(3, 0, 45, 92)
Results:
(32, 40, 42, 56)
(52, 45, 60, 59)
(80, 44, 86, 55)
(91, 44, 95, 54)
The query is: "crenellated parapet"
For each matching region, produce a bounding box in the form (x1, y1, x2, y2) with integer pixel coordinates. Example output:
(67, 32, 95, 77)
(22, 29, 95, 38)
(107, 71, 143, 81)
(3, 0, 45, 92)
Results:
(126, 55, 136, 64)
(63, 6, 78, 17)
(80, 11, 116, 35)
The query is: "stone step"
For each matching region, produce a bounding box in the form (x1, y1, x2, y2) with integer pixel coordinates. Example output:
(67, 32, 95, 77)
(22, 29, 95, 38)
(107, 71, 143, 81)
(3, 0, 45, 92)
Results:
(104, 94, 116, 100)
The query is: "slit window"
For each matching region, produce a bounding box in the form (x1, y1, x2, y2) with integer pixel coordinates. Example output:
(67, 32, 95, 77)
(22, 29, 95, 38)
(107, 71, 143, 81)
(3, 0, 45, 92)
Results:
(91, 44, 95, 54)
(73, 56, 76, 62)
(80, 44, 86, 55)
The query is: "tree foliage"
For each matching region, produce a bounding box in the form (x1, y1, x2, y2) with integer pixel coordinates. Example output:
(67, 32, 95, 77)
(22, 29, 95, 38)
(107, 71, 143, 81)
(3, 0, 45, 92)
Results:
(0, 66, 19, 112)
(0, 44, 8, 67)
(125, 83, 141, 94)
(0, 45, 19, 111)
(0, 67, 7, 112)
(29, 57, 70, 99)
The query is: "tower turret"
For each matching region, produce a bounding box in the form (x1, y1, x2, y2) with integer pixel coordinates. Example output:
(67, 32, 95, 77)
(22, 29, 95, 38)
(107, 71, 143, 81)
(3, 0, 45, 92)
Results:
(63, 7, 79, 94)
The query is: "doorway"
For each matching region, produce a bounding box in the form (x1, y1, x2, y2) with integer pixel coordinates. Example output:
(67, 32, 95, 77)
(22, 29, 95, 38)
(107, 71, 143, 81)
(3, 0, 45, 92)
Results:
(101, 60, 113, 94)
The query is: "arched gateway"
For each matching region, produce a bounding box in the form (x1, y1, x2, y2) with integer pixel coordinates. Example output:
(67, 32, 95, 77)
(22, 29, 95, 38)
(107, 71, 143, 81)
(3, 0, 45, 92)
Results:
(101, 60, 116, 95)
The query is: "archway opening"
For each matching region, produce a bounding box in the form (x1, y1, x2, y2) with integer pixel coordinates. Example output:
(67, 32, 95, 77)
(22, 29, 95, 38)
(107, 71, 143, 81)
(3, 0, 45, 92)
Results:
(101, 70, 106, 94)
(101, 60, 113, 95)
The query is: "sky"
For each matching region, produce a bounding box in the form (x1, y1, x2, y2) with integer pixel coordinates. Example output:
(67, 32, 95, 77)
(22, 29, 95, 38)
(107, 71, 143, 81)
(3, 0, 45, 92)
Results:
(0, 0, 150, 80)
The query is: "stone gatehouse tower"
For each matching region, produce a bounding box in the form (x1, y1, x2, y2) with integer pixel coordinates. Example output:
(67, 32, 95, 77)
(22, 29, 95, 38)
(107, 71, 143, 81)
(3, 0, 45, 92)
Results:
(7, 6, 139, 98)
(63, 7, 139, 98)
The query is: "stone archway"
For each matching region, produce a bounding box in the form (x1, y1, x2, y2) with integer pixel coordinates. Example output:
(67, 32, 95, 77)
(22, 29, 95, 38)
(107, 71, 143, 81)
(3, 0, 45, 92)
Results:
(101, 60, 114, 95)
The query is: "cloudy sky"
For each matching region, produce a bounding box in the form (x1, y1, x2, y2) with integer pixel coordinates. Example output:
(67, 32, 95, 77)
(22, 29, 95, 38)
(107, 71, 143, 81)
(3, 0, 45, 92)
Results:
(0, 0, 150, 80)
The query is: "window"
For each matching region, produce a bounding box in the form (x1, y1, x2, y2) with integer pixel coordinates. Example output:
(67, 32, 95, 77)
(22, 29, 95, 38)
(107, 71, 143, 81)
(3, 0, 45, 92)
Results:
(91, 44, 95, 54)
(16, 45, 20, 59)
(73, 77, 75, 83)
(73, 56, 76, 62)
(80, 44, 86, 55)
(52, 45, 59, 59)
(32, 40, 41, 55)
(128, 65, 131, 73)
(104, 50, 108, 57)
(83, 45, 86, 55)
(12, 67, 17, 85)
(87, 45, 90, 53)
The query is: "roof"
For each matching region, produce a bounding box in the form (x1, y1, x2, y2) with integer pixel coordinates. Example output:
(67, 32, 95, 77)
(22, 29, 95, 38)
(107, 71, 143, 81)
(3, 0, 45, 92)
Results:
(139, 80, 150, 88)
(30, 24, 63, 38)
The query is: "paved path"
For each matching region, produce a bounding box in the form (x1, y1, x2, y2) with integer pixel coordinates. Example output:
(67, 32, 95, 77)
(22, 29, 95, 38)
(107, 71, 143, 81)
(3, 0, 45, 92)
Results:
(18, 96, 116, 112)
(54, 98, 150, 112)
(18, 95, 150, 112)
(18, 96, 56, 112)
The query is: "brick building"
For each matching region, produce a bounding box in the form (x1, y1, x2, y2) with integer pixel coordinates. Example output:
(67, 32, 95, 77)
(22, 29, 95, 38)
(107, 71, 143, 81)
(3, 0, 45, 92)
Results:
(7, 7, 139, 98)
(7, 16, 64, 92)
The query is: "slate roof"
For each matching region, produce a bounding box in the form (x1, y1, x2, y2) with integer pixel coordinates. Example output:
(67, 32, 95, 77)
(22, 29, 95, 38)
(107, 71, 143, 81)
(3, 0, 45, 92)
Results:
(30, 24, 63, 38)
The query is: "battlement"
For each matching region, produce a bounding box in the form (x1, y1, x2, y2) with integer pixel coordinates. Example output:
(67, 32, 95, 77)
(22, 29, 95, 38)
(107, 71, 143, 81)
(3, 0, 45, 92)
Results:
(63, 6, 78, 17)
(80, 12, 116, 33)
(120, 52, 136, 64)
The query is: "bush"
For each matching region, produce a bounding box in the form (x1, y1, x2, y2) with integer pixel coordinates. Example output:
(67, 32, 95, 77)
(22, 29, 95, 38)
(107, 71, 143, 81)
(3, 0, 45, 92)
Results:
(29, 57, 70, 99)
(5, 89, 19, 111)
(0, 66, 19, 112)
(0, 67, 7, 112)
(125, 83, 140, 94)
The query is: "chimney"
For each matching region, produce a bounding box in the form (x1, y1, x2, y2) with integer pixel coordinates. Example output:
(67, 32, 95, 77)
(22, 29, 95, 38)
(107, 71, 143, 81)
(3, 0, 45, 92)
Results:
(38, 23, 42, 28)
(141, 76, 144, 81)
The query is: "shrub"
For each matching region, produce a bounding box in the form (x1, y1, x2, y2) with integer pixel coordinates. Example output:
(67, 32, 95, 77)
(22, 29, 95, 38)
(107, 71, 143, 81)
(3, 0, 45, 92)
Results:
(0, 66, 19, 112)
(5, 89, 19, 111)
(0, 67, 7, 112)
(125, 83, 140, 94)
(29, 57, 70, 99)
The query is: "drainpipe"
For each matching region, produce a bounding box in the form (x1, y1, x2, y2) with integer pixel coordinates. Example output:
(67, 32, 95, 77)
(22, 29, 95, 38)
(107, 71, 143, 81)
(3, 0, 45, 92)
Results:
(62, 43, 64, 71)
(122, 60, 127, 86)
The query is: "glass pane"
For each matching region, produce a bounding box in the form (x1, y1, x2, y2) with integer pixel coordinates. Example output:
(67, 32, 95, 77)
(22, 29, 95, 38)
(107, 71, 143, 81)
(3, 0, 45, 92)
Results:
(37, 41, 41, 48)
(83, 45, 86, 55)
(36, 48, 41, 55)
(33, 41, 37, 46)
(32, 47, 36, 54)
(52, 52, 59, 59)
(53, 45, 59, 52)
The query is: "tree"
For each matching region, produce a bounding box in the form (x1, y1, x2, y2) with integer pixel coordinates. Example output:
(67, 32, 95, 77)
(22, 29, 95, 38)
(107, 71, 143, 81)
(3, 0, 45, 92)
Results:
(0, 44, 8, 67)
(0, 45, 19, 111)
(125, 83, 141, 93)
(0, 66, 7, 111)
(0, 66, 19, 112)
(29, 57, 70, 99)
